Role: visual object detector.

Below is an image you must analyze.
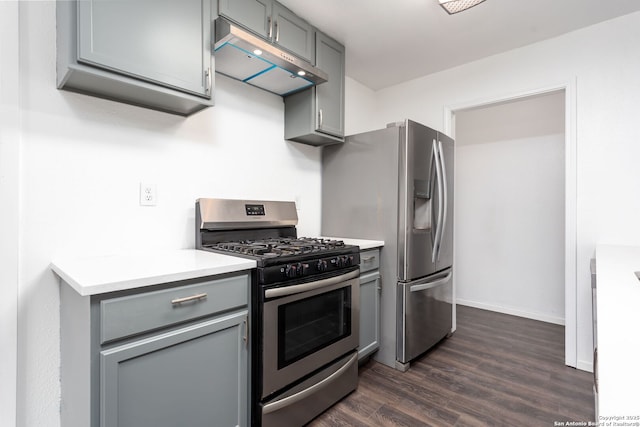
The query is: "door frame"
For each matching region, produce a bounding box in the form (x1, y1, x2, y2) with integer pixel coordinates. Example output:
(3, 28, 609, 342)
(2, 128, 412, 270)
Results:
(0, 1, 21, 424)
(443, 79, 578, 368)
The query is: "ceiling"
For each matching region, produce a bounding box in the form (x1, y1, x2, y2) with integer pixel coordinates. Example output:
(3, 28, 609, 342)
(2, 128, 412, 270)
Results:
(278, 0, 640, 90)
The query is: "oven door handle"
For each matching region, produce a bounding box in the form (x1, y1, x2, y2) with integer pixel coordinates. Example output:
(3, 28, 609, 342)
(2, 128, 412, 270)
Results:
(262, 352, 358, 414)
(264, 269, 359, 299)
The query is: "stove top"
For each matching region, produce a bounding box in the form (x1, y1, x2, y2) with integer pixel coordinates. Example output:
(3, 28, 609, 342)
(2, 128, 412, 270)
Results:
(201, 237, 359, 285)
(203, 237, 349, 259)
(195, 198, 360, 285)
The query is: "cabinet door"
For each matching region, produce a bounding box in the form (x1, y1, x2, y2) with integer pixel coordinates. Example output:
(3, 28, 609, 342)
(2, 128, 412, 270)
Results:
(77, 0, 211, 97)
(358, 271, 380, 360)
(315, 32, 345, 138)
(271, 3, 314, 62)
(219, 0, 272, 38)
(100, 311, 248, 427)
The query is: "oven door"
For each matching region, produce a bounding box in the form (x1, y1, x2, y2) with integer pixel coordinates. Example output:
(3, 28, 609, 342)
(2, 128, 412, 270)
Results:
(261, 268, 359, 399)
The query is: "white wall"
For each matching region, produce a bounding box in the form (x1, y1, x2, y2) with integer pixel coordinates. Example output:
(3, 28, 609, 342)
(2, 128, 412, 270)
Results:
(12, 2, 326, 426)
(454, 92, 565, 324)
(0, 3, 20, 427)
(344, 76, 379, 135)
(373, 11, 640, 371)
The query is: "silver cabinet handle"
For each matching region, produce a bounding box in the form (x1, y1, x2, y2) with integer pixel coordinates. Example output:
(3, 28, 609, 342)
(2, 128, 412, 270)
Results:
(243, 316, 249, 346)
(274, 20, 279, 42)
(171, 292, 207, 305)
(267, 16, 272, 39)
(262, 352, 358, 414)
(362, 256, 375, 262)
(265, 269, 359, 299)
(318, 109, 323, 129)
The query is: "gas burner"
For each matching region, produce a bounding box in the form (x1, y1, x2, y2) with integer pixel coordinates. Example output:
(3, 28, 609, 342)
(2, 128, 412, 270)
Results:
(206, 237, 347, 259)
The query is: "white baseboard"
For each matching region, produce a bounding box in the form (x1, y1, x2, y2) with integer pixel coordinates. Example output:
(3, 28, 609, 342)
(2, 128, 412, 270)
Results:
(456, 298, 565, 326)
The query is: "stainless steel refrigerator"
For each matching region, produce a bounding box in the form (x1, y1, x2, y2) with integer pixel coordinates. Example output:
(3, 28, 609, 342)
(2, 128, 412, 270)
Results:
(322, 119, 454, 370)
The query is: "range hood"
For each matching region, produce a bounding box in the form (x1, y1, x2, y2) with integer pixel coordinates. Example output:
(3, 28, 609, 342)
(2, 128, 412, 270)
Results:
(214, 18, 328, 96)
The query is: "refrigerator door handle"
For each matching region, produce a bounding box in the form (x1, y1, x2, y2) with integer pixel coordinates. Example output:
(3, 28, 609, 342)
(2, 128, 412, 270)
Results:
(436, 139, 448, 261)
(432, 139, 444, 263)
(409, 271, 452, 293)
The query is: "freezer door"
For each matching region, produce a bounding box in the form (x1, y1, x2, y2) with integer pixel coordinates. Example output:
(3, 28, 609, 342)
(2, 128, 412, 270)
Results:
(398, 120, 440, 281)
(396, 268, 452, 364)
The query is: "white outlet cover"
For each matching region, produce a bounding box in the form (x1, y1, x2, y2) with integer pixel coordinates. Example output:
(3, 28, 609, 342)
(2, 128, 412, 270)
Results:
(139, 182, 157, 206)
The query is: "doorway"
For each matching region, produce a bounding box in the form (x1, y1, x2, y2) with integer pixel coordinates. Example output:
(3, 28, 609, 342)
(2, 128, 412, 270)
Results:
(445, 85, 577, 367)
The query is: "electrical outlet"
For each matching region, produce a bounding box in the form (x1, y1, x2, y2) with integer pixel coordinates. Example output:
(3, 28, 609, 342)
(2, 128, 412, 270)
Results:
(139, 182, 157, 206)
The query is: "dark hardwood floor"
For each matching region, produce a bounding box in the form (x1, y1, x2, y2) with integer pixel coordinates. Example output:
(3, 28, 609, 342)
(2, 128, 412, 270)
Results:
(309, 305, 595, 426)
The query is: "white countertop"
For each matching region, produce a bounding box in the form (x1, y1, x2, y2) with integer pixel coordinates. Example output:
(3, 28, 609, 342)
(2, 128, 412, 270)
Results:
(51, 249, 256, 296)
(321, 237, 384, 250)
(595, 244, 640, 418)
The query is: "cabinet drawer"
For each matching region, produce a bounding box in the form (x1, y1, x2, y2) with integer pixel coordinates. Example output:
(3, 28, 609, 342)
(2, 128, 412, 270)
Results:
(359, 249, 380, 274)
(100, 274, 249, 344)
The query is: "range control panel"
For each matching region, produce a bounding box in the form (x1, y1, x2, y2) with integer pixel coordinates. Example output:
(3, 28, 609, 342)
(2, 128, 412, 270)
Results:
(259, 254, 360, 285)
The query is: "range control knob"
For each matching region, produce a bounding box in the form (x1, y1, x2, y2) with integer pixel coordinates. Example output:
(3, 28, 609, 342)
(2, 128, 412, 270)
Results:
(335, 255, 354, 268)
(317, 259, 328, 272)
(285, 263, 300, 278)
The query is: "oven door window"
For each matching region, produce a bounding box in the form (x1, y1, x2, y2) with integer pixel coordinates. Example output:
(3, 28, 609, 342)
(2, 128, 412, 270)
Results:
(278, 287, 351, 369)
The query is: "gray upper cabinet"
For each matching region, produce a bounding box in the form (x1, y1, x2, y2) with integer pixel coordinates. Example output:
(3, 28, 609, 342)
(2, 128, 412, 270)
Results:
(57, 0, 213, 116)
(315, 32, 345, 137)
(284, 31, 345, 146)
(218, 0, 314, 62)
(271, 3, 314, 63)
(218, 0, 272, 38)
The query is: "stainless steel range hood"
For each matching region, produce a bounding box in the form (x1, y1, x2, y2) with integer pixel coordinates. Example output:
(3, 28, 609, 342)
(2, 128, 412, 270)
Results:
(214, 18, 328, 96)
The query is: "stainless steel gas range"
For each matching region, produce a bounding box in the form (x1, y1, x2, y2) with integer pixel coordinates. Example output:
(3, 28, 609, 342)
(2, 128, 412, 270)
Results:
(195, 198, 360, 427)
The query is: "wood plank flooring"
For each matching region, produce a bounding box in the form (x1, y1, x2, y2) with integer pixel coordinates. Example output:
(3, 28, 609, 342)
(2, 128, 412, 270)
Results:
(309, 305, 595, 426)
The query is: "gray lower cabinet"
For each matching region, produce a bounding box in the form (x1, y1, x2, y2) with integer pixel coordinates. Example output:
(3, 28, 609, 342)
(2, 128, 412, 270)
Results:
(218, 0, 314, 62)
(100, 311, 247, 427)
(60, 272, 250, 427)
(358, 249, 381, 360)
(284, 31, 345, 146)
(56, 0, 213, 116)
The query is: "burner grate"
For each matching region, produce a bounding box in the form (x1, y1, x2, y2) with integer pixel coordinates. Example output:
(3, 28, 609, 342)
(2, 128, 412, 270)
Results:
(205, 237, 346, 258)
